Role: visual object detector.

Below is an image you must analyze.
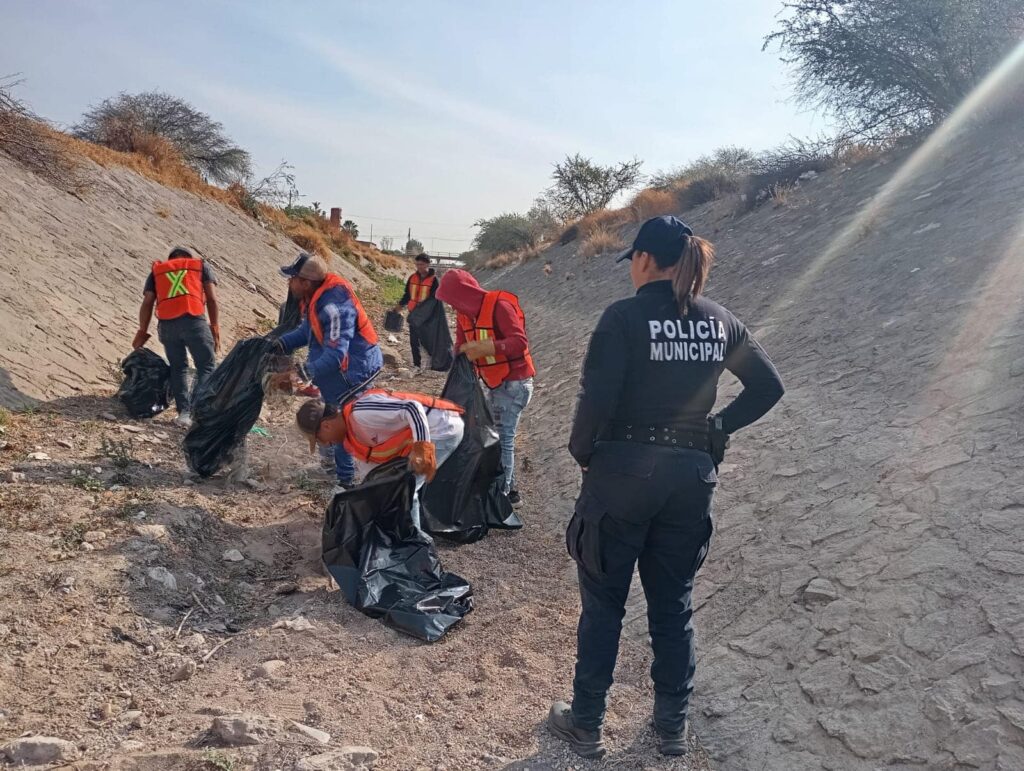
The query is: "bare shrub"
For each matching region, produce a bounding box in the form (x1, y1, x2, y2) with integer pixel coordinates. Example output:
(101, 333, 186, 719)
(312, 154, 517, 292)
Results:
(0, 77, 79, 190)
(74, 91, 251, 184)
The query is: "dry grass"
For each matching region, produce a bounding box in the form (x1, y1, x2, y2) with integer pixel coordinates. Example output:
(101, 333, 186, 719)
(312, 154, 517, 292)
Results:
(482, 245, 541, 270)
(57, 130, 240, 209)
(627, 188, 679, 221)
(579, 226, 624, 259)
(559, 208, 629, 245)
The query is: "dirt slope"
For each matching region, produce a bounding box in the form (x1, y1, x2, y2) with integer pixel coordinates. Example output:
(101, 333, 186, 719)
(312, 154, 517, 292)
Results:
(0, 151, 372, 409)
(485, 118, 1024, 770)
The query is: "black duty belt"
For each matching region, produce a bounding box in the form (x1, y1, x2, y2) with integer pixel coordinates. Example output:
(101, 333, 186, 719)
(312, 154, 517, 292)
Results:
(610, 424, 711, 453)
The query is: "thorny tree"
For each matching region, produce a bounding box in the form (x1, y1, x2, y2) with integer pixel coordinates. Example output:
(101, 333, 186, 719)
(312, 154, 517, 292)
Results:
(765, 0, 1024, 140)
(545, 154, 644, 220)
(74, 91, 251, 184)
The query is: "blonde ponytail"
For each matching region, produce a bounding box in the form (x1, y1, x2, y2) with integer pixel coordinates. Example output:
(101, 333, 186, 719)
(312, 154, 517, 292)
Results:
(672, 236, 715, 314)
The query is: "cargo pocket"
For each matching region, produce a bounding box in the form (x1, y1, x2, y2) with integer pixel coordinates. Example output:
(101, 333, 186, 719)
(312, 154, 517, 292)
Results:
(697, 461, 718, 486)
(693, 458, 718, 522)
(566, 490, 607, 579)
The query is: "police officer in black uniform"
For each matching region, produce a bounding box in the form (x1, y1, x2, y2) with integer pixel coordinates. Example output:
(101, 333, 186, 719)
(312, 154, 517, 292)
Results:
(548, 216, 784, 759)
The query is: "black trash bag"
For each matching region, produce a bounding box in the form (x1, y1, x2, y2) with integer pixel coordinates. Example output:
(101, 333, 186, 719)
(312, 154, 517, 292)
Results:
(117, 348, 171, 419)
(383, 309, 404, 333)
(184, 337, 274, 477)
(269, 292, 302, 339)
(420, 355, 522, 544)
(266, 292, 301, 375)
(322, 458, 473, 642)
(407, 297, 453, 372)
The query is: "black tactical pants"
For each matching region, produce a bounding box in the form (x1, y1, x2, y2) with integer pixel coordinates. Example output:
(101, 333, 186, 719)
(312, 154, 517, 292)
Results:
(157, 315, 216, 413)
(409, 324, 423, 368)
(566, 442, 715, 734)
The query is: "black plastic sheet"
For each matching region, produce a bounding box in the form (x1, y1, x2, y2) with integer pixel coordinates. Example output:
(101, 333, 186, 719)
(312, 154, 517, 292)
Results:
(184, 337, 273, 477)
(420, 355, 522, 543)
(407, 297, 453, 372)
(117, 348, 171, 419)
(383, 309, 404, 333)
(322, 459, 473, 642)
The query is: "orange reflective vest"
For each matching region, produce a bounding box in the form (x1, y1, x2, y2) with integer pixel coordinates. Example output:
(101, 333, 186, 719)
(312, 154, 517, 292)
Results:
(152, 258, 206, 320)
(305, 273, 379, 370)
(342, 389, 464, 464)
(457, 290, 535, 389)
(406, 272, 436, 312)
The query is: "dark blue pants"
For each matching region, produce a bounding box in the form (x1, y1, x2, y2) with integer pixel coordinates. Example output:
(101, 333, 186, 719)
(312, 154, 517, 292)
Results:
(567, 443, 715, 734)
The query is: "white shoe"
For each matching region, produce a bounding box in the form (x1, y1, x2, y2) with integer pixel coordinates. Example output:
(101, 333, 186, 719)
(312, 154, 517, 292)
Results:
(174, 412, 193, 429)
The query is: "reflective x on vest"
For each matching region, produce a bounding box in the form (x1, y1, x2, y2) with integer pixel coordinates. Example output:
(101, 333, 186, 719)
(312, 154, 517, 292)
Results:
(153, 258, 206, 320)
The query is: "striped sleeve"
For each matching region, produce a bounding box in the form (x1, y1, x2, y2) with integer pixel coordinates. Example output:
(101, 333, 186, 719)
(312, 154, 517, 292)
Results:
(350, 396, 430, 442)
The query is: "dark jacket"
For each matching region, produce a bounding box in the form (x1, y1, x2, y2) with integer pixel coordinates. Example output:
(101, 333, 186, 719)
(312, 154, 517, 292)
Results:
(569, 281, 784, 467)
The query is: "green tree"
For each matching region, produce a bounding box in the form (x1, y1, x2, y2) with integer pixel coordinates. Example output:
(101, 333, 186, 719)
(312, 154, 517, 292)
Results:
(765, 0, 1024, 139)
(473, 213, 535, 256)
(342, 220, 359, 238)
(545, 154, 644, 220)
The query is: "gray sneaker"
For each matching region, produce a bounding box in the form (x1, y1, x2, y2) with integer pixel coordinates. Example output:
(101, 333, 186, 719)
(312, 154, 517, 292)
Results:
(547, 702, 606, 760)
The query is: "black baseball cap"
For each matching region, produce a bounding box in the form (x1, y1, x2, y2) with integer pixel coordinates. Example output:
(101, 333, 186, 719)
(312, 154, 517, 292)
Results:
(280, 251, 313, 277)
(616, 216, 694, 266)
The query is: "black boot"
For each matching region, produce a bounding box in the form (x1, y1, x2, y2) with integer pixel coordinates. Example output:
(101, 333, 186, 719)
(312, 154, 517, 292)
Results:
(547, 702, 606, 759)
(652, 719, 689, 756)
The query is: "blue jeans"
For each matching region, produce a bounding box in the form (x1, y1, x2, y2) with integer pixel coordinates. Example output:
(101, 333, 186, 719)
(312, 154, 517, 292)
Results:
(410, 425, 465, 531)
(488, 378, 533, 494)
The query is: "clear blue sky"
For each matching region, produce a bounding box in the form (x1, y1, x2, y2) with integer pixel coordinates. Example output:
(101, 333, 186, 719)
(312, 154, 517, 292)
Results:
(2, 0, 828, 252)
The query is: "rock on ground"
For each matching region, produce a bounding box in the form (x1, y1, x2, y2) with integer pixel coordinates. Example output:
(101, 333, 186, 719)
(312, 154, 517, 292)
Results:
(295, 747, 379, 770)
(209, 713, 278, 746)
(1, 736, 78, 765)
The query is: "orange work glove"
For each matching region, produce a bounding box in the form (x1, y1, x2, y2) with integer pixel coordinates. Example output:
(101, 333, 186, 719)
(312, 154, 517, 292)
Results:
(210, 323, 222, 354)
(408, 441, 438, 481)
(459, 339, 496, 361)
(131, 329, 150, 350)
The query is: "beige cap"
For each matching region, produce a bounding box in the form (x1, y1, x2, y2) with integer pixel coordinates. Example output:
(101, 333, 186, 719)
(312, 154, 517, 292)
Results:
(298, 255, 328, 281)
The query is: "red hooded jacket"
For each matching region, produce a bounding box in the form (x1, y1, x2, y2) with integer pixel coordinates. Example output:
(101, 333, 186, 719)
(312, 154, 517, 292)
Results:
(437, 269, 535, 381)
